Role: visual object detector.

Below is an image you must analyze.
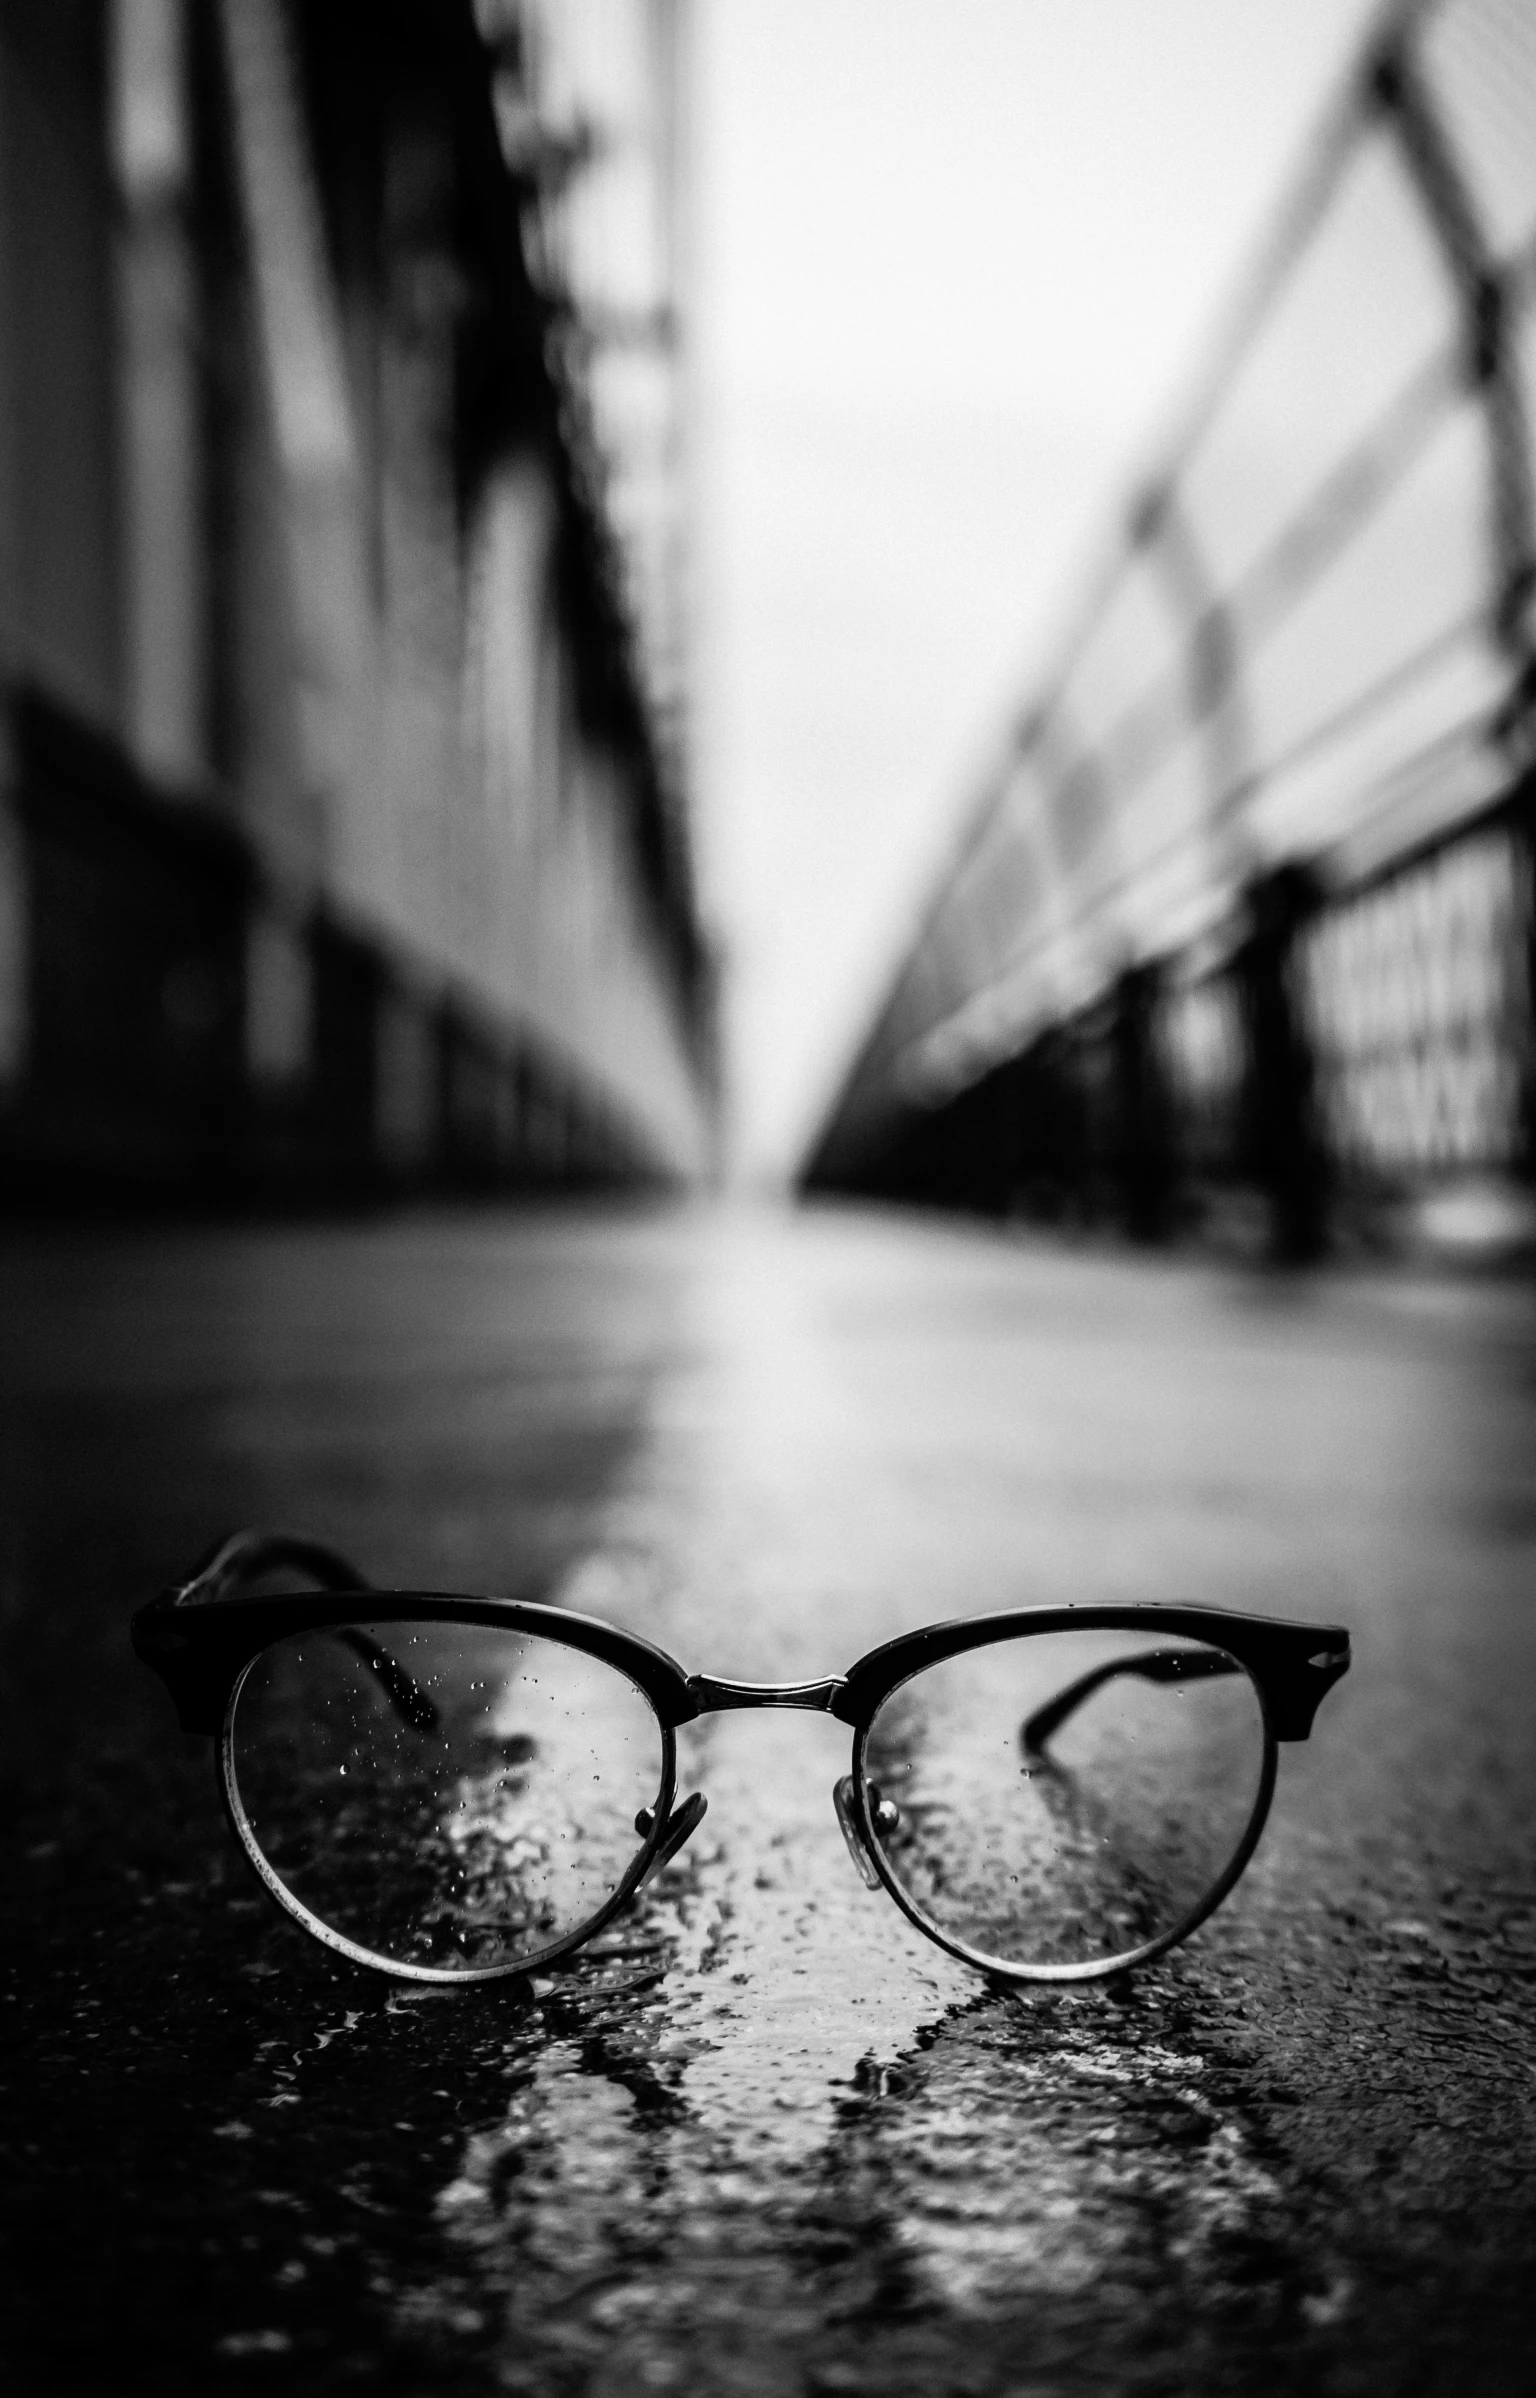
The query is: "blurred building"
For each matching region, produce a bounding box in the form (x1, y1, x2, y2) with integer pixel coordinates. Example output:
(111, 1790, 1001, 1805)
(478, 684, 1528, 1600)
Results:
(487, 0, 693, 784)
(0, 0, 712, 1200)
(805, 0, 1536, 1257)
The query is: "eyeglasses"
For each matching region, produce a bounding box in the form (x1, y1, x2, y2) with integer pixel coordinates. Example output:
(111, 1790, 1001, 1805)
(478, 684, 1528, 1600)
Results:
(132, 1531, 1350, 1988)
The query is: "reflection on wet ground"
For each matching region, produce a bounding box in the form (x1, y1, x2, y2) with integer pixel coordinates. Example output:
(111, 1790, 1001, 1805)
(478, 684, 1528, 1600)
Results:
(2, 1203, 1533, 2392)
(418, 1717, 1330, 2398)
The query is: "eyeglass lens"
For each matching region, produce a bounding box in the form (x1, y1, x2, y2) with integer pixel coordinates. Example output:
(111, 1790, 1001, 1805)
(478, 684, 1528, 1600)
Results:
(862, 1629, 1269, 1975)
(225, 1626, 666, 1973)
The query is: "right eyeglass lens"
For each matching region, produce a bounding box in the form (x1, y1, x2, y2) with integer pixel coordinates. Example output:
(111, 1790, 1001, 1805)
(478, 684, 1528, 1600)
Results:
(863, 1628, 1268, 1976)
(225, 1623, 666, 1975)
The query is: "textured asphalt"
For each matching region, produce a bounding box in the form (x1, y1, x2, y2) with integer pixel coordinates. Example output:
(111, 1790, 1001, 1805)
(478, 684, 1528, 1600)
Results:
(1, 1200, 1532, 2395)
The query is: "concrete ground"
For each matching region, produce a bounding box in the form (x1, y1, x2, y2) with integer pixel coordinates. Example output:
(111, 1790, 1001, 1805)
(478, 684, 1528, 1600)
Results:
(1, 1200, 1532, 2395)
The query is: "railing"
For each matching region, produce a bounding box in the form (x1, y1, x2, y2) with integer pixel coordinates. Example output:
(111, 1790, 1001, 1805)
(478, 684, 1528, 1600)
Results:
(810, 785, 1536, 1257)
(803, 0, 1536, 1258)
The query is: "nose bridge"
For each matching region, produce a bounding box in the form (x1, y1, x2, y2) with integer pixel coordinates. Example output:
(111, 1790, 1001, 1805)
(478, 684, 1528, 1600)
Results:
(687, 1672, 846, 1715)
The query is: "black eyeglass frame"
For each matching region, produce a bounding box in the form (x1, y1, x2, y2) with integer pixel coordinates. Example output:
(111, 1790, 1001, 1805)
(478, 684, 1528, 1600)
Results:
(132, 1531, 1351, 1988)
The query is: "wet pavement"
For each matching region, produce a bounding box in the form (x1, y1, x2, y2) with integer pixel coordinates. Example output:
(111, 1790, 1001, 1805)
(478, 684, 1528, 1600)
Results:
(2, 1200, 1533, 2395)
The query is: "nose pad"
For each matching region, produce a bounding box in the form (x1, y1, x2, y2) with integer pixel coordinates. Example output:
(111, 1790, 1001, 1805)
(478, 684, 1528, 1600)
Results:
(636, 1791, 707, 1886)
(833, 1775, 883, 1891)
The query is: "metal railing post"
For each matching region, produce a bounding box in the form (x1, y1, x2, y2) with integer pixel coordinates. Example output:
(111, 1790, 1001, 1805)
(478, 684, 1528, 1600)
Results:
(1238, 864, 1328, 1261)
(1111, 959, 1173, 1242)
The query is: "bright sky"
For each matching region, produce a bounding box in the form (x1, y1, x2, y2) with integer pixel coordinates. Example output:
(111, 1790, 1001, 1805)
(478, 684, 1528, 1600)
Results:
(688, 0, 1384, 1183)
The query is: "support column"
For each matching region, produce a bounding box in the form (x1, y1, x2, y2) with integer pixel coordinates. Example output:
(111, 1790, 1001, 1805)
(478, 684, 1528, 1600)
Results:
(110, 0, 207, 785)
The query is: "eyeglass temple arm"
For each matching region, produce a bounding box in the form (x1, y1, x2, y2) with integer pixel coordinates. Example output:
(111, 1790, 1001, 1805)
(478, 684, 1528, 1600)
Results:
(173, 1528, 372, 1605)
(171, 1529, 439, 1734)
(1020, 1647, 1241, 1757)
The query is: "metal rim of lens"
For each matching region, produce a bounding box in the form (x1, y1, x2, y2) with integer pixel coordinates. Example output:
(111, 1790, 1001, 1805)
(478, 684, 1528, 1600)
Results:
(218, 1645, 678, 1985)
(850, 1643, 1279, 1984)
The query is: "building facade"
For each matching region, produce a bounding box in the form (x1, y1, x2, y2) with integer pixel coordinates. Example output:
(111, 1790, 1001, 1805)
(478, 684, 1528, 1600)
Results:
(0, 0, 712, 1199)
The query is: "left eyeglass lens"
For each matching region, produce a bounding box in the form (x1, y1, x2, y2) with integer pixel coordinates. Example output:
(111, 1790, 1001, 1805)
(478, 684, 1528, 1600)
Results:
(226, 1624, 665, 1973)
